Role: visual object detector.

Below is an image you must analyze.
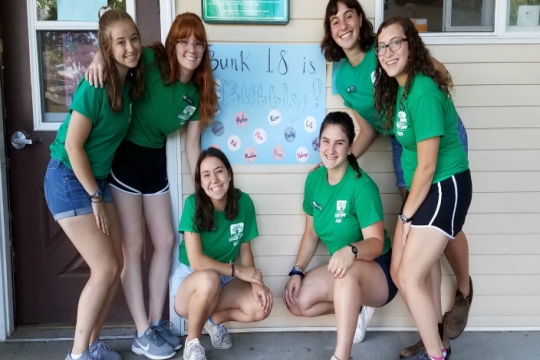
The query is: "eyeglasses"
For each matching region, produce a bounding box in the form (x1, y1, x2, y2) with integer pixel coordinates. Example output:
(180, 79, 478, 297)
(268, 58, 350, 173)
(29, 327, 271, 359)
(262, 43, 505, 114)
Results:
(177, 39, 206, 53)
(376, 38, 408, 56)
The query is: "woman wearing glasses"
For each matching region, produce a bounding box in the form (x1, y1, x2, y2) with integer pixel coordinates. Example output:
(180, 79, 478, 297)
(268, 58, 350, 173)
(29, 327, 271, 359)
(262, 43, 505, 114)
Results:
(321, 1, 473, 355)
(374, 17, 472, 360)
(86, 12, 217, 360)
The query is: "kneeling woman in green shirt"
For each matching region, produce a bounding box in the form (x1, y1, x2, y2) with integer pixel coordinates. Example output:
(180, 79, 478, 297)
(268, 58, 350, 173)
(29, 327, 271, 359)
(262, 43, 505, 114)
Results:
(173, 148, 273, 360)
(283, 112, 397, 360)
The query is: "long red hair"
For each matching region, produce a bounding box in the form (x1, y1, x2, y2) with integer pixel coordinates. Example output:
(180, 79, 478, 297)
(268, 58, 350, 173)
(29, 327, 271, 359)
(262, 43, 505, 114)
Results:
(151, 12, 217, 129)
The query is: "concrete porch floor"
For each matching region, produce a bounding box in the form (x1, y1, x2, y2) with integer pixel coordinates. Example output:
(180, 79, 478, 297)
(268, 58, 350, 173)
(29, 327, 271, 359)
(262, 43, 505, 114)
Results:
(1, 327, 539, 359)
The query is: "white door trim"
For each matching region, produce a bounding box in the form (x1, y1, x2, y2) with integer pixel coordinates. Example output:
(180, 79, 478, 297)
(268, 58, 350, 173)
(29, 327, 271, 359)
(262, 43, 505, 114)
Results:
(158, 0, 185, 337)
(0, 54, 15, 342)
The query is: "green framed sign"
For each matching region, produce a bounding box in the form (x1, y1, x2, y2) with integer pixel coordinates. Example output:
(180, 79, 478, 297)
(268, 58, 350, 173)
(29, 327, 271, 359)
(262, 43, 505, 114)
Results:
(202, 0, 290, 24)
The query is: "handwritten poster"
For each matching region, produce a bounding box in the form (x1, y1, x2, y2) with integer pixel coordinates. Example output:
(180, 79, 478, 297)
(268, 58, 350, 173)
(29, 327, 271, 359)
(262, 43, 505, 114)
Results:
(201, 44, 326, 165)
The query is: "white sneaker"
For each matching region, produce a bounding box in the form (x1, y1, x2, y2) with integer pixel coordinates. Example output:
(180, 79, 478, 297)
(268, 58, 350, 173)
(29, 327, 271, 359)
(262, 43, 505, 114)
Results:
(203, 320, 233, 349)
(353, 306, 375, 343)
(183, 338, 206, 360)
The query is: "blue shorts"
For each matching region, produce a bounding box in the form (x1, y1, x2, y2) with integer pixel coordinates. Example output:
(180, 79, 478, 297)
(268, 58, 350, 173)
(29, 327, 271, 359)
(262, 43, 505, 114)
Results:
(171, 262, 235, 302)
(390, 115, 468, 189)
(44, 158, 113, 221)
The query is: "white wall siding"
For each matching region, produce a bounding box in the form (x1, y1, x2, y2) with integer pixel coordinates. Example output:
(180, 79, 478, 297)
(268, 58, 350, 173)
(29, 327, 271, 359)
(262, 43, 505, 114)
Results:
(176, 0, 540, 330)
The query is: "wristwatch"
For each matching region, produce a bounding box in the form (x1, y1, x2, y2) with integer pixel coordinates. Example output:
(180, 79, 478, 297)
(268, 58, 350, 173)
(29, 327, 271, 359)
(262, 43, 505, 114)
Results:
(348, 244, 358, 258)
(89, 188, 102, 200)
(398, 214, 413, 224)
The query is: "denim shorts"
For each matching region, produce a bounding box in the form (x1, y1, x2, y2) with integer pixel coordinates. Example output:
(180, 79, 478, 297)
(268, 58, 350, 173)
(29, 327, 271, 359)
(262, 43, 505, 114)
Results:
(390, 115, 469, 189)
(44, 158, 113, 221)
(171, 262, 235, 302)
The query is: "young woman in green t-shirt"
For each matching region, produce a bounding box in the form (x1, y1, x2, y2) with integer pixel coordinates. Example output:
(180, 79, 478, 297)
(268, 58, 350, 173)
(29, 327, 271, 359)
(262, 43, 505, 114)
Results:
(173, 148, 273, 360)
(283, 112, 397, 360)
(374, 17, 473, 360)
(44, 8, 144, 360)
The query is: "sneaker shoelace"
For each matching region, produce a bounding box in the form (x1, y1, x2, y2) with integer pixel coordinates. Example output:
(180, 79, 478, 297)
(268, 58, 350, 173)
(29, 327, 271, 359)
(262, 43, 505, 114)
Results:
(148, 328, 166, 346)
(188, 342, 206, 360)
(214, 324, 228, 343)
(156, 320, 175, 338)
(94, 341, 111, 355)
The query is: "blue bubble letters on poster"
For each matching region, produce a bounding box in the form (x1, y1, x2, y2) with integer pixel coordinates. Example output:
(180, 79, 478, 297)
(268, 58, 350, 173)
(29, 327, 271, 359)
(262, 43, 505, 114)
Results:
(201, 44, 326, 165)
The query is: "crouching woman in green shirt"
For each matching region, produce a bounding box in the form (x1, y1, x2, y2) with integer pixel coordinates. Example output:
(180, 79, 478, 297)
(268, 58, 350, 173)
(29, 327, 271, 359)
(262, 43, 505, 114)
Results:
(282, 112, 397, 360)
(173, 148, 273, 360)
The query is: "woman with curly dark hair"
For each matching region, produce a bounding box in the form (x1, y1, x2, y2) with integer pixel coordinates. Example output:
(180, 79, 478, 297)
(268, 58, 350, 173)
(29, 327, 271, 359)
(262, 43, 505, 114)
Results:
(374, 16, 473, 360)
(86, 12, 218, 360)
(321, 1, 473, 355)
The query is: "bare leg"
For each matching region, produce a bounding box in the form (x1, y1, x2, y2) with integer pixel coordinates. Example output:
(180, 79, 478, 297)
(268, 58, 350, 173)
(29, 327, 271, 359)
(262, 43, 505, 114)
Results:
(89, 205, 124, 343)
(210, 279, 272, 324)
(111, 189, 149, 334)
(175, 270, 222, 341)
(397, 227, 448, 358)
(59, 210, 121, 354)
(444, 231, 471, 296)
(142, 193, 175, 325)
(286, 261, 388, 360)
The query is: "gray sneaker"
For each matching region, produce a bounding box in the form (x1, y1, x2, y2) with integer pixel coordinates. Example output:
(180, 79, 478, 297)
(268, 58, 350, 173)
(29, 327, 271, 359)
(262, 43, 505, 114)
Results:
(65, 349, 97, 360)
(153, 320, 182, 350)
(203, 320, 232, 349)
(131, 327, 175, 360)
(183, 338, 207, 360)
(89, 339, 121, 360)
(402, 349, 449, 360)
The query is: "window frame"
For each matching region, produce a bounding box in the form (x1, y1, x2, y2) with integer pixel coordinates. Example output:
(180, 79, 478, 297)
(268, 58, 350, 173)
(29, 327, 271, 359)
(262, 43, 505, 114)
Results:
(375, 0, 540, 45)
(26, 0, 137, 131)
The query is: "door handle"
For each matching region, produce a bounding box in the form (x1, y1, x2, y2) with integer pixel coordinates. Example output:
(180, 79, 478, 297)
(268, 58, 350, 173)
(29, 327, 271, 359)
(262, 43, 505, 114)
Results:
(11, 130, 42, 150)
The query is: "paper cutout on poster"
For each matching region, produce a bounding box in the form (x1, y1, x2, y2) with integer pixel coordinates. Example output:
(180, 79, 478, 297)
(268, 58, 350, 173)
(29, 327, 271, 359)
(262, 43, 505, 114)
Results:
(202, 44, 326, 164)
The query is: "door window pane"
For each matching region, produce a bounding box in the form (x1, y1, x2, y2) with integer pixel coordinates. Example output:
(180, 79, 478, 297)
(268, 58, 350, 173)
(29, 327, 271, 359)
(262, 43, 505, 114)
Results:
(37, 0, 127, 21)
(39, 31, 98, 121)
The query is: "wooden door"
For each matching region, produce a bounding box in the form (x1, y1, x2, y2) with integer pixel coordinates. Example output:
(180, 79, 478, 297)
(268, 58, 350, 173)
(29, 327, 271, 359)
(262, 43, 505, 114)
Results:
(1, 0, 160, 325)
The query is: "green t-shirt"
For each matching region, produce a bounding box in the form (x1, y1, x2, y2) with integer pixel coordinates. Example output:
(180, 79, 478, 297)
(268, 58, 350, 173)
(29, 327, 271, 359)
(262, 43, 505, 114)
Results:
(178, 190, 259, 267)
(50, 78, 132, 179)
(303, 165, 391, 256)
(336, 46, 390, 135)
(125, 47, 201, 148)
(394, 73, 469, 188)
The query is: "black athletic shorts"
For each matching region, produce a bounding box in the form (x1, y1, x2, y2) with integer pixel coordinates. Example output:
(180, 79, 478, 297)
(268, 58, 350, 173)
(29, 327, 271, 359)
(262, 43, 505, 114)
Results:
(402, 169, 472, 239)
(109, 140, 169, 196)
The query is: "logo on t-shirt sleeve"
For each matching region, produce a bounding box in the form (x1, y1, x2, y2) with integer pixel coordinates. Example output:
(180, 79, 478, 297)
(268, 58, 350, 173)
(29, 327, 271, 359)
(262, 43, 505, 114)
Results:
(178, 105, 196, 122)
(229, 223, 244, 247)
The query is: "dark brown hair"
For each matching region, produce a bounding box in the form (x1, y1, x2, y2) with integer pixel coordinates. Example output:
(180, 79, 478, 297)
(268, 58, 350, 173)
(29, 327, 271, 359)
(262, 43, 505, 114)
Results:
(150, 12, 217, 129)
(374, 16, 453, 131)
(193, 147, 239, 231)
(320, 111, 362, 178)
(321, 0, 375, 62)
(98, 7, 145, 112)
